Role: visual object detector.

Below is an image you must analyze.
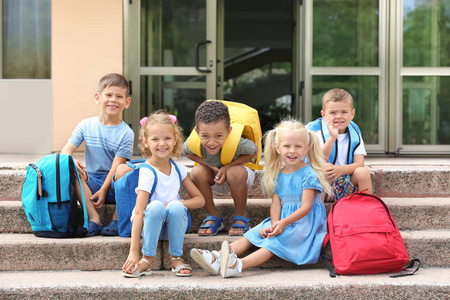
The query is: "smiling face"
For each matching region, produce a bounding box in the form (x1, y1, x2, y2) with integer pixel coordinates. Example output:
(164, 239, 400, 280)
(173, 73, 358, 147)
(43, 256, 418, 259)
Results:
(143, 124, 177, 160)
(321, 101, 355, 134)
(95, 85, 131, 122)
(276, 129, 308, 170)
(196, 120, 231, 155)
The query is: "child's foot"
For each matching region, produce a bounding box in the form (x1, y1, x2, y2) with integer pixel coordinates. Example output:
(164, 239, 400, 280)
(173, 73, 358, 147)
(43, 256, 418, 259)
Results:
(190, 248, 221, 275)
(228, 216, 250, 236)
(122, 257, 153, 278)
(220, 240, 242, 278)
(198, 215, 224, 236)
(171, 256, 192, 277)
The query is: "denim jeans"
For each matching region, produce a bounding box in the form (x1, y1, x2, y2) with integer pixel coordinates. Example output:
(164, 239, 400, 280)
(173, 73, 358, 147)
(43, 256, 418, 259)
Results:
(141, 200, 188, 257)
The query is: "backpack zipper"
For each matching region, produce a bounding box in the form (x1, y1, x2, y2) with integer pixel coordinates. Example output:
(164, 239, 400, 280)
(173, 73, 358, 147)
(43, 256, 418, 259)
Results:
(56, 153, 62, 209)
(29, 163, 43, 199)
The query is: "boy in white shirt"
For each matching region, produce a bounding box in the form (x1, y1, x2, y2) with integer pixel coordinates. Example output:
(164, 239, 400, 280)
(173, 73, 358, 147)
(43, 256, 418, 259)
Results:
(307, 88, 373, 201)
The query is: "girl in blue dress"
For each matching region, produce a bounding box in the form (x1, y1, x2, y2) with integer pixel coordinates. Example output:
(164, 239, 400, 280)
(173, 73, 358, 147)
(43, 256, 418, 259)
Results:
(190, 119, 331, 278)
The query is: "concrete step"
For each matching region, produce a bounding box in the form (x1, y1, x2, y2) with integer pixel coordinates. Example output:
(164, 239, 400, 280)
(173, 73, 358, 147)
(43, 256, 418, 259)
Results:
(1, 164, 450, 200)
(1, 197, 448, 234)
(0, 268, 448, 300)
(0, 230, 448, 272)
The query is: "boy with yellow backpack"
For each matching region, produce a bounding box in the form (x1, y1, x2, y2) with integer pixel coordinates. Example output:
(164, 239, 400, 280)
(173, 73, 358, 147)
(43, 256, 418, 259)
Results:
(184, 100, 262, 236)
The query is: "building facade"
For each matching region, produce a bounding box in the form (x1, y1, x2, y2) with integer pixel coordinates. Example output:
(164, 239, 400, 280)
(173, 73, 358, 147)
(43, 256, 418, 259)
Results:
(1, 0, 449, 155)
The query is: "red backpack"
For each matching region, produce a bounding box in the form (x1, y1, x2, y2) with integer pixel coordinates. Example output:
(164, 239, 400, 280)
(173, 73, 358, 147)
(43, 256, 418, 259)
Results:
(321, 192, 420, 277)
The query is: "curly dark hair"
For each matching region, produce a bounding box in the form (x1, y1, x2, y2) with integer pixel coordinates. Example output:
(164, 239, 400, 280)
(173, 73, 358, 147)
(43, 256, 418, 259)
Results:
(195, 100, 230, 129)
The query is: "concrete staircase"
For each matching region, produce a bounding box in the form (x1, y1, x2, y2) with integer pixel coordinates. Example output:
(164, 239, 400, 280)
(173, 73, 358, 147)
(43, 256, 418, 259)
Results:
(0, 155, 449, 299)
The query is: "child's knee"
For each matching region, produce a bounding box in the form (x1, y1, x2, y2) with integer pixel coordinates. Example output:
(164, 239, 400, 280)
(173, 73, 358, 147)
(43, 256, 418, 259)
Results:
(226, 166, 247, 185)
(190, 165, 214, 183)
(354, 167, 370, 180)
(166, 201, 186, 216)
(145, 201, 165, 217)
(115, 164, 132, 181)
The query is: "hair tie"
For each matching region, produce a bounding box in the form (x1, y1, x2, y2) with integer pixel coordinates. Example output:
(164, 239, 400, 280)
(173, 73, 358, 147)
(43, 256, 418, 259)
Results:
(169, 114, 177, 123)
(140, 117, 148, 127)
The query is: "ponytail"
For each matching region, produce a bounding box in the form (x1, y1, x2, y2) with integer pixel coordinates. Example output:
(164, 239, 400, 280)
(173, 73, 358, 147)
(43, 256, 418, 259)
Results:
(306, 130, 331, 195)
(262, 128, 282, 196)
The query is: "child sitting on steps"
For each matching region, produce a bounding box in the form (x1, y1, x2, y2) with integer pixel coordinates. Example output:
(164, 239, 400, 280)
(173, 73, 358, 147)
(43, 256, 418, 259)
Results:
(190, 119, 330, 278)
(122, 111, 204, 278)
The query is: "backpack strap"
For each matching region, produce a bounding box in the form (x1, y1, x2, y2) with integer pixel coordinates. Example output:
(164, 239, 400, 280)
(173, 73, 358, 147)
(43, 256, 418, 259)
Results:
(170, 158, 185, 200)
(130, 158, 184, 201)
(389, 259, 421, 278)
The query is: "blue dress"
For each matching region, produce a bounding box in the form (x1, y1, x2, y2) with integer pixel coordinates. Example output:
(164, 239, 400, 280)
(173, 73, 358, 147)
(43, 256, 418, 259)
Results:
(244, 165, 327, 265)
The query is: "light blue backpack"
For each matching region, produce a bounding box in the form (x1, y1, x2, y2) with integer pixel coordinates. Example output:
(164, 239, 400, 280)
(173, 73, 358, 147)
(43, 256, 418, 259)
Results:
(21, 153, 88, 238)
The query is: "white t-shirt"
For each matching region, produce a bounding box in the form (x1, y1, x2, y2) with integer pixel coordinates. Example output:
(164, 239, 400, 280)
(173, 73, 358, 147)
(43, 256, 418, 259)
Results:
(316, 131, 367, 166)
(135, 161, 187, 204)
(131, 161, 187, 222)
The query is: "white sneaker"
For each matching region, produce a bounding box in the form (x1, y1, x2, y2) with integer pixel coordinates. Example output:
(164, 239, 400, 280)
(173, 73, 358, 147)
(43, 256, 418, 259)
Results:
(220, 240, 242, 278)
(190, 248, 221, 275)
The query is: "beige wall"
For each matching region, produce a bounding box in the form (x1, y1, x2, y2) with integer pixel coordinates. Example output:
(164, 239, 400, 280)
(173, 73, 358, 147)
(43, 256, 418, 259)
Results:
(52, 0, 124, 152)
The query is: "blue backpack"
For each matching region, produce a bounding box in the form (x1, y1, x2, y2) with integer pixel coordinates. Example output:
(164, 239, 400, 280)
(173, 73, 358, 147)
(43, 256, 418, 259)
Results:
(115, 158, 191, 237)
(21, 153, 89, 238)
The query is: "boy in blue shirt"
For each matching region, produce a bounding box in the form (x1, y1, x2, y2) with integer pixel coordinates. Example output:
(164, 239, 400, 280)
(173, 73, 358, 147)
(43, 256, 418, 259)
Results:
(61, 73, 134, 236)
(307, 88, 372, 201)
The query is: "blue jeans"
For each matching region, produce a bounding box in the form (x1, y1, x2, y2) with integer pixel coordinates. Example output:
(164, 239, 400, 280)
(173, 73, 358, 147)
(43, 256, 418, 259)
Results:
(141, 201, 189, 257)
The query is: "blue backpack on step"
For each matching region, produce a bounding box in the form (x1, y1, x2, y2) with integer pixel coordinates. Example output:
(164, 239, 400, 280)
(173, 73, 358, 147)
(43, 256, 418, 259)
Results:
(115, 158, 191, 237)
(21, 153, 89, 238)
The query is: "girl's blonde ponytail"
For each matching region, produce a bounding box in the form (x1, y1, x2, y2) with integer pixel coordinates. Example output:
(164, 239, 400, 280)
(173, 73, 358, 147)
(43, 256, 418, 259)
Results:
(306, 130, 331, 195)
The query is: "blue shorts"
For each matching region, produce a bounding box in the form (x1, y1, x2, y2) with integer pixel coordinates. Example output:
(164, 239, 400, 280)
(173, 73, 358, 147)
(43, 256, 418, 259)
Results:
(86, 172, 116, 204)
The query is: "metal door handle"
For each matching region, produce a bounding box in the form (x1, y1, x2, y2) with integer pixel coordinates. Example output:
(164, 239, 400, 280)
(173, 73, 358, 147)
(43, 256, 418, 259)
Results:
(195, 40, 212, 73)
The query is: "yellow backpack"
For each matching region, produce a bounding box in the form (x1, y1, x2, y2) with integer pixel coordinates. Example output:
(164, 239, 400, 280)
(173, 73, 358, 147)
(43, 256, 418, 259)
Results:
(187, 100, 263, 170)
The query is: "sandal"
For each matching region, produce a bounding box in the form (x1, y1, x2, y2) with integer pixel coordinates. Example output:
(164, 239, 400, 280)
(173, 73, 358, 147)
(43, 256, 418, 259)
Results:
(86, 221, 103, 237)
(220, 240, 242, 278)
(229, 216, 250, 236)
(122, 258, 152, 278)
(190, 248, 221, 275)
(198, 215, 225, 236)
(101, 219, 118, 236)
(171, 257, 192, 277)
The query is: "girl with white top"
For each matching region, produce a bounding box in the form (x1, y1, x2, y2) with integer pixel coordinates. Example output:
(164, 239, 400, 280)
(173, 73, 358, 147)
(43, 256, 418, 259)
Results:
(122, 111, 204, 277)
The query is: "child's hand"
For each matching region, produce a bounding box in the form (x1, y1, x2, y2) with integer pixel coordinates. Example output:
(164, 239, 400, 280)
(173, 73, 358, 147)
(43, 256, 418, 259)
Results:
(74, 160, 87, 179)
(259, 227, 272, 239)
(267, 220, 287, 238)
(214, 165, 229, 185)
(324, 116, 338, 138)
(122, 252, 140, 274)
(91, 189, 106, 208)
(325, 163, 343, 181)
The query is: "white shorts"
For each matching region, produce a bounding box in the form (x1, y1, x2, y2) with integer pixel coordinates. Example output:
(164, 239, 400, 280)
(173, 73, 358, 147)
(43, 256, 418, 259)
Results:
(211, 165, 255, 194)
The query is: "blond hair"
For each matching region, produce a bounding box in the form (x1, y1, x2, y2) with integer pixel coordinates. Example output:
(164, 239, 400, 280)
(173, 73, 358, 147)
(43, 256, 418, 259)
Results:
(322, 88, 353, 110)
(139, 110, 184, 159)
(262, 119, 331, 196)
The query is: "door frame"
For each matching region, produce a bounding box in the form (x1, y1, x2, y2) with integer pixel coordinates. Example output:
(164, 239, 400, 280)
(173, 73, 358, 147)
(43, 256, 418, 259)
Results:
(123, 0, 217, 147)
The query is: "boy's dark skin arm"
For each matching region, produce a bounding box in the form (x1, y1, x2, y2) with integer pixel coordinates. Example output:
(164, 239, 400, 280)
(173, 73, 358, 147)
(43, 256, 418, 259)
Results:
(184, 144, 258, 185)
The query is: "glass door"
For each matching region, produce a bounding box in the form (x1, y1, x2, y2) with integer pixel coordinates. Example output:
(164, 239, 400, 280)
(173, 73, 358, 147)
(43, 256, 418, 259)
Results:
(124, 0, 217, 143)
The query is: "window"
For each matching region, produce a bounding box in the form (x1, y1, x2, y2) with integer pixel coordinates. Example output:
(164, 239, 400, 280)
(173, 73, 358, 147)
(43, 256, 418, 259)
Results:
(1, 0, 51, 79)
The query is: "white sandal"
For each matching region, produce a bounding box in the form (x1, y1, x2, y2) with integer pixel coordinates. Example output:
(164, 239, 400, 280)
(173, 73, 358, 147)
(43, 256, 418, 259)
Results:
(171, 256, 192, 277)
(190, 248, 221, 275)
(220, 240, 242, 278)
(122, 258, 152, 278)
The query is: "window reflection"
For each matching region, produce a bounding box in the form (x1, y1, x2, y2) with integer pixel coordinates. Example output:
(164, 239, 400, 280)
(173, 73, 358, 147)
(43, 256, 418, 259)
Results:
(312, 76, 379, 144)
(402, 76, 450, 145)
(403, 0, 450, 67)
(2, 0, 51, 79)
(312, 0, 379, 67)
